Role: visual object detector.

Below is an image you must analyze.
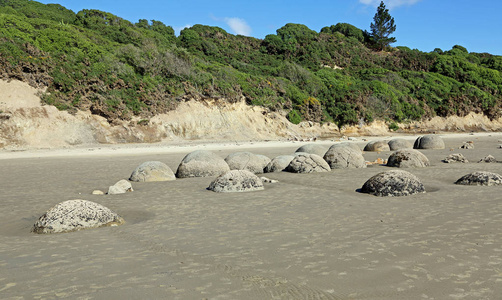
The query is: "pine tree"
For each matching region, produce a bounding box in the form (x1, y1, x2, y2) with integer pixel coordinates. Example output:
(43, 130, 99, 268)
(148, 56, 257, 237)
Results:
(370, 1, 396, 51)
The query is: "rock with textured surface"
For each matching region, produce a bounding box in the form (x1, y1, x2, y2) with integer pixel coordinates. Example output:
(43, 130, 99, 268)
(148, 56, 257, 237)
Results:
(32, 199, 125, 234)
(364, 140, 390, 152)
(388, 138, 413, 151)
(286, 153, 331, 173)
(324, 145, 366, 169)
(361, 170, 426, 197)
(455, 171, 502, 186)
(208, 170, 264, 192)
(386, 149, 430, 168)
(478, 155, 497, 163)
(330, 142, 362, 153)
(294, 144, 328, 157)
(460, 141, 474, 149)
(443, 153, 469, 163)
(176, 150, 230, 178)
(264, 155, 295, 173)
(129, 161, 175, 182)
(225, 152, 267, 174)
(108, 179, 133, 195)
(414, 135, 445, 149)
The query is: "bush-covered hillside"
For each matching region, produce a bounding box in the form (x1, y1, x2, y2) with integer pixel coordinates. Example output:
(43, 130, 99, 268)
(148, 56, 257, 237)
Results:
(1, 0, 501, 127)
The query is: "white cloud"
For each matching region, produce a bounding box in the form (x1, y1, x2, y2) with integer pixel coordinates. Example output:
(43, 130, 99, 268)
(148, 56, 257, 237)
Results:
(224, 17, 252, 36)
(359, 0, 422, 9)
(174, 24, 192, 36)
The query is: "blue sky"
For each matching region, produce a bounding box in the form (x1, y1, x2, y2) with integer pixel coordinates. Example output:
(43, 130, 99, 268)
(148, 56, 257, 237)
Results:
(38, 0, 501, 55)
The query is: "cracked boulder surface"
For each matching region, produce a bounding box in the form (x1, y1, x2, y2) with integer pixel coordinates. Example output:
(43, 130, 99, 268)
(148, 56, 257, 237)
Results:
(454, 171, 502, 186)
(361, 170, 426, 197)
(386, 149, 430, 168)
(208, 170, 264, 192)
(32, 199, 125, 234)
(323, 144, 366, 169)
(286, 153, 331, 173)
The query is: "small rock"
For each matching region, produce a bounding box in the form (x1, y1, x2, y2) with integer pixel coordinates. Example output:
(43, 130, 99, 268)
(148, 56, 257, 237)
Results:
(108, 179, 133, 195)
(478, 155, 497, 163)
(92, 190, 105, 195)
(443, 153, 469, 163)
(260, 177, 279, 184)
(459, 141, 474, 149)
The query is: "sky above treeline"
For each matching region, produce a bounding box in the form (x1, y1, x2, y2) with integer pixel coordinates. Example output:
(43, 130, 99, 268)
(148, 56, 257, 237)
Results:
(37, 0, 501, 55)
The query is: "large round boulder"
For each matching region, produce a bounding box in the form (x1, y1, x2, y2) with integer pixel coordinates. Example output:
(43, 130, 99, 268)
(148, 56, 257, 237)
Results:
(286, 153, 331, 173)
(129, 161, 175, 182)
(454, 171, 502, 186)
(176, 150, 230, 178)
(361, 170, 426, 197)
(323, 145, 366, 169)
(414, 135, 445, 150)
(364, 140, 390, 152)
(264, 155, 295, 173)
(224, 152, 267, 174)
(294, 144, 328, 157)
(388, 138, 413, 151)
(32, 199, 125, 234)
(256, 154, 272, 171)
(208, 170, 264, 192)
(386, 149, 430, 168)
(330, 142, 362, 153)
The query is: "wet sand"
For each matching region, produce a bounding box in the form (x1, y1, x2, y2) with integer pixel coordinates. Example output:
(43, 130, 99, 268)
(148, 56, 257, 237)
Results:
(1, 133, 502, 299)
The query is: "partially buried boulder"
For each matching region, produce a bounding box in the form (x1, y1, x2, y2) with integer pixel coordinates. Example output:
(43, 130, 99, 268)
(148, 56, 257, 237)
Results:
(286, 153, 331, 173)
(361, 170, 426, 197)
(454, 171, 502, 186)
(388, 138, 413, 151)
(294, 144, 328, 157)
(323, 144, 366, 169)
(386, 149, 430, 168)
(364, 140, 390, 152)
(208, 170, 264, 192)
(176, 150, 230, 178)
(225, 152, 267, 174)
(129, 161, 175, 182)
(414, 135, 445, 149)
(330, 142, 362, 153)
(108, 179, 133, 195)
(264, 155, 295, 173)
(443, 153, 469, 163)
(478, 155, 497, 163)
(32, 199, 125, 234)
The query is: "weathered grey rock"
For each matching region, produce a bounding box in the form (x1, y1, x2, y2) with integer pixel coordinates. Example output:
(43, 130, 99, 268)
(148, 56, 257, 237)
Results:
(176, 150, 230, 178)
(32, 199, 125, 234)
(414, 135, 445, 149)
(388, 138, 413, 151)
(443, 153, 469, 163)
(330, 142, 362, 153)
(208, 170, 264, 192)
(324, 145, 366, 169)
(294, 144, 328, 157)
(478, 155, 497, 163)
(129, 161, 175, 182)
(108, 179, 133, 195)
(364, 140, 390, 152)
(460, 141, 474, 149)
(361, 170, 426, 197)
(256, 154, 272, 171)
(454, 171, 502, 186)
(225, 152, 266, 174)
(264, 155, 295, 173)
(286, 153, 331, 173)
(386, 149, 430, 168)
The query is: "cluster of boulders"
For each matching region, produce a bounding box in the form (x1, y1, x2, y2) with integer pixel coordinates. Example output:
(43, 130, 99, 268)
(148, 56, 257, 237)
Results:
(32, 133, 502, 234)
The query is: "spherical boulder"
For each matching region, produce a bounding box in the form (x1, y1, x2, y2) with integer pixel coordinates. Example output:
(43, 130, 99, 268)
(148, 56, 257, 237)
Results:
(256, 154, 272, 171)
(386, 149, 430, 168)
(361, 170, 426, 197)
(330, 142, 362, 153)
(364, 140, 390, 152)
(32, 199, 125, 234)
(264, 155, 295, 173)
(176, 150, 230, 178)
(129, 161, 175, 182)
(224, 152, 267, 174)
(454, 171, 502, 186)
(388, 138, 413, 151)
(414, 134, 445, 150)
(286, 153, 331, 173)
(294, 144, 328, 157)
(323, 145, 366, 169)
(208, 170, 264, 192)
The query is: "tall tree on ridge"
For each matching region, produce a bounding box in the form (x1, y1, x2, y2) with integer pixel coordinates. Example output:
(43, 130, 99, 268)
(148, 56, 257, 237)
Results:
(370, 1, 396, 51)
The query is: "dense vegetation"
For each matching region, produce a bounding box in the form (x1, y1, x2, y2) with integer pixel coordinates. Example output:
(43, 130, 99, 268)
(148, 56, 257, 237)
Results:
(1, 0, 501, 127)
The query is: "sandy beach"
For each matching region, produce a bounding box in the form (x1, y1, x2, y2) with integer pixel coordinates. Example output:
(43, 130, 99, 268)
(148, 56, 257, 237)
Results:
(1, 133, 502, 299)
